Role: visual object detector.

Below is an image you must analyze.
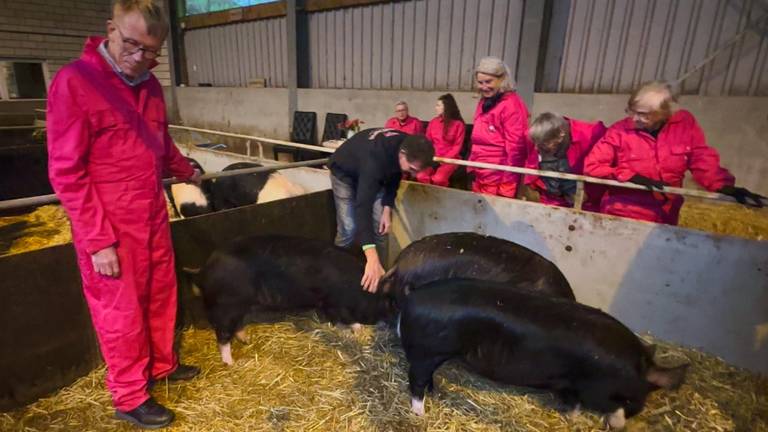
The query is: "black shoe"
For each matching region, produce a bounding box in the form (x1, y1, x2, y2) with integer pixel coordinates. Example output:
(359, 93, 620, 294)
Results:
(166, 364, 200, 381)
(115, 397, 174, 429)
(148, 364, 201, 389)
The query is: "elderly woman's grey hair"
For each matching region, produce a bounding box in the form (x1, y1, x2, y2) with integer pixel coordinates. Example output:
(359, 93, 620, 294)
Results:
(628, 81, 678, 116)
(475, 56, 516, 91)
(530, 112, 571, 155)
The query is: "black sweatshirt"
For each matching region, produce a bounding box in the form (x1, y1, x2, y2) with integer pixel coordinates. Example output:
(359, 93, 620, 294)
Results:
(329, 128, 407, 247)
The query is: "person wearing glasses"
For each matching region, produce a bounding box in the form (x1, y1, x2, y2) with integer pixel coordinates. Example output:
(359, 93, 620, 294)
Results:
(329, 129, 434, 293)
(46, 1, 200, 428)
(384, 101, 425, 135)
(469, 57, 531, 198)
(584, 81, 764, 225)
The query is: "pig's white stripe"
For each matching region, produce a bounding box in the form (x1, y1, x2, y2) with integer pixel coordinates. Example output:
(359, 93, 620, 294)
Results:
(396, 313, 402, 338)
(171, 183, 208, 207)
(257, 173, 307, 203)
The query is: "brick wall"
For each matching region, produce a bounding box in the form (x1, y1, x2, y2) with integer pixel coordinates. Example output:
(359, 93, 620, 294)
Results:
(0, 0, 172, 91)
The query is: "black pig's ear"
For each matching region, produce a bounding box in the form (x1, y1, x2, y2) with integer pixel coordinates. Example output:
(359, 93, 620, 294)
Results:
(646, 363, 689, 390)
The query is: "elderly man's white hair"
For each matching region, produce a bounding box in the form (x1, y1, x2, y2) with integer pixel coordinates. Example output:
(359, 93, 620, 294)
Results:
(395, 101, 409, 108)
(629, 81, 678, 115)
(475, 56, 516, 91)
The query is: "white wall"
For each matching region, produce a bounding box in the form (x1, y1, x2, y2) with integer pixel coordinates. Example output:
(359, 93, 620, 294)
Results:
(176, 87, 289, 138)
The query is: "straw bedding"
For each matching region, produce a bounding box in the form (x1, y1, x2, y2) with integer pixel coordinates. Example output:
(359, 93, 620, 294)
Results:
(1, 313, 765, 431)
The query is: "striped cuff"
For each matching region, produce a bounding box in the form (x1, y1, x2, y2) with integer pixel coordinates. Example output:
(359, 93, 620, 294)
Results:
(361, 244, 377, 251)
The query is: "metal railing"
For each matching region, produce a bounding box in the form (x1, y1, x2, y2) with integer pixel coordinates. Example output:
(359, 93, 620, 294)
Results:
(169, 126, 738, 209)
(169, 124, 335, 160)
(0, 124, 746, 212)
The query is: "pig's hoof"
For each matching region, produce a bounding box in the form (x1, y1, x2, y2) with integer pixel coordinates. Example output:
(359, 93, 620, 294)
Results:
(219, 343, 234, 366)
(235, 329, 249, 344)
(606, 407, 626, 429)
(411, 397, 425, 416)
(565, 404, 581, 420)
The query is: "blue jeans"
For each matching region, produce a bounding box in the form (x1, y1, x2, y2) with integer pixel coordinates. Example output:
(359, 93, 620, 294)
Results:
(330, 174, 386, 256)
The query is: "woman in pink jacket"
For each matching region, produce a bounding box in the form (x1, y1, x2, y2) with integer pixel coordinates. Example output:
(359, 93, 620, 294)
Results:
(526, 112, 607, 212)
(585, 81, 763, 224)
(416, 94, 465, 187)
(469, 57, 530, 197)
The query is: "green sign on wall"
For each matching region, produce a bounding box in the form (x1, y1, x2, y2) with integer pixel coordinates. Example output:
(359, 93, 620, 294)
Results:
(185, 0, 277, 16)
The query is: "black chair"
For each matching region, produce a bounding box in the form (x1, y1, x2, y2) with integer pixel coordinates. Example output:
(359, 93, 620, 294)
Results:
(322, 112, 348, 142)
(274, 111, 316, 161)
(420, 120, 429, 134)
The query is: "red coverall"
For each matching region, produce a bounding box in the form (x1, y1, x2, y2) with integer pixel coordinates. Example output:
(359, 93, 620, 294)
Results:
(385, 115, 424, 135)
(47, 37, 195, 411)
(584, 110, 735, 224)
(525, 118, 608, 212)
(469, 91, 530, 197)
(416, 116, 465, 187)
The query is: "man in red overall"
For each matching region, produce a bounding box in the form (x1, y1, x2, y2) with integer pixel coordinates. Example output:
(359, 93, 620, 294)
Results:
(47, 1, 200, 428)
(385, 101, 424, 135)
(585, 81, 763, 224)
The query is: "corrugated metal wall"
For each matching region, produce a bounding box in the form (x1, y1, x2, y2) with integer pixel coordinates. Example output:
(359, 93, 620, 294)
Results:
(184, 17, 287, 87)
(556, 0, 768, 96)
(307, 0, 525, 90)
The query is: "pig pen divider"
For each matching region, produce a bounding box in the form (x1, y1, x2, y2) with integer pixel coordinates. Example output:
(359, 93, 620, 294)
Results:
(0, 158, 329, 212)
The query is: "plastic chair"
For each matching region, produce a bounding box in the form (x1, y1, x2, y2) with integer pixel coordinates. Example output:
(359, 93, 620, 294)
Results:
(274, 111, 316, 161)
(321, 113, 348, 142)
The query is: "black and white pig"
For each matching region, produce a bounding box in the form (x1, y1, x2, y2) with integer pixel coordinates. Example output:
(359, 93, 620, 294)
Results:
(166, 158, 212, 218)
(399, 279, 688, 428)
(380, 232, 575, 301)
(187, 235, 396, 365)
(210, 162, 306, 211)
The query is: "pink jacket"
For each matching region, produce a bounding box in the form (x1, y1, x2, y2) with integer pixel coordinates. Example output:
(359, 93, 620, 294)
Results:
(385, 116, 424, 135)
(526, 118, 607, 211)
(584, 110, 734, 224)
(417, 116, 465, 186)
(469, 91, 530, 190)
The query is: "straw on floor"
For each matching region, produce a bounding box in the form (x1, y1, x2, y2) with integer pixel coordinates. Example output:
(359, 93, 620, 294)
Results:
(1, 313, 766, 432)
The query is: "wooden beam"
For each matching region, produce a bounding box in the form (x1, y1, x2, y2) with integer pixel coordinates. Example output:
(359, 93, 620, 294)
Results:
(180, 0, 394, 30)
(304, 0, 391, 13)
(180, 2, 287, 30)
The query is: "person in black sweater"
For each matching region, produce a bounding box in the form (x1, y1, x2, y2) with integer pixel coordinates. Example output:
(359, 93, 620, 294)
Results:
(329, 128, 435, 292)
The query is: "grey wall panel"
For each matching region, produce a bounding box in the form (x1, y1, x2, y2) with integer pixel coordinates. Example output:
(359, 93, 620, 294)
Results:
(306, 0, 525, 90)
(184, 16, 287, 87)
(556, 0, 768, 96)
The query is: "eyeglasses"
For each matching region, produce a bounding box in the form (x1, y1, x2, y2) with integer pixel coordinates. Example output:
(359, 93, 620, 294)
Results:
(114, 23, 162, 60)
(625, 107, 653, 121)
